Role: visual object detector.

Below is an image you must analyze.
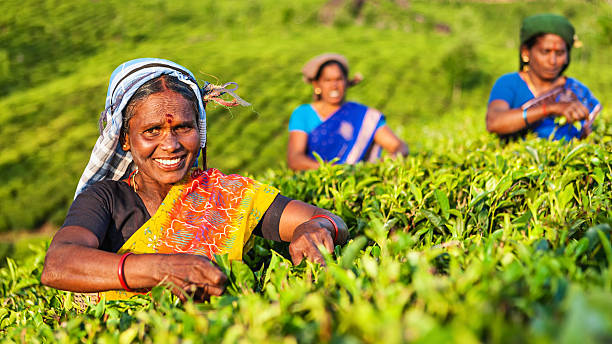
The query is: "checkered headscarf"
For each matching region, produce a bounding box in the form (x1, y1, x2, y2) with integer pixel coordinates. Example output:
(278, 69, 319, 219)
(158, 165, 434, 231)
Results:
(75, 58, 249, 197)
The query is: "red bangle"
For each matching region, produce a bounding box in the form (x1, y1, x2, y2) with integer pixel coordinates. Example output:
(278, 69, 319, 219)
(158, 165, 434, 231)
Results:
(542, 103, 547, 115)
(117, 252, 134, 292)
(310, 214, 338, 242)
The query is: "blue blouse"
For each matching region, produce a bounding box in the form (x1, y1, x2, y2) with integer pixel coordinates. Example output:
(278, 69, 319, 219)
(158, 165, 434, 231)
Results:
(488, 72, 600, 141)
(289, 103, 386, 134)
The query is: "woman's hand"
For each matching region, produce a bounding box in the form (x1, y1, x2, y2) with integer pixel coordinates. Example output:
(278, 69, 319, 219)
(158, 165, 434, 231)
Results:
(289, 220, 335, 265)
(41, 226, 227, 302)
(155, 254, 227, 302)
(549, 101, 589, 124)
(277, 200, 348, 265)
(373, 126, 409, 157)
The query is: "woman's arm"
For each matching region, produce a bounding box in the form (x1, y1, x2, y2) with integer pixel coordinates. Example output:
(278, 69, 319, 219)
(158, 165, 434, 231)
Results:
(287, 131, 320, 171)
(276, 200, 348, 265)
(373, 126, 409, 157)
(486, 99, 590, 135)
(41, 226, 227, 301)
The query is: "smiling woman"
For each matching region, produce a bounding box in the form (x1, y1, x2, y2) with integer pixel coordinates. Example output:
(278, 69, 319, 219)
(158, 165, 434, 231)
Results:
(40, 58, 348, 302)
(486, 14, 601, 141)
(287, 53, 408, 171)
(122, 83, 201, 197)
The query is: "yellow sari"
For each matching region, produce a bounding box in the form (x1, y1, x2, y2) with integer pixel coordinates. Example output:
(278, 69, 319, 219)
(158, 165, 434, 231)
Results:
(101, 168, 279, 300)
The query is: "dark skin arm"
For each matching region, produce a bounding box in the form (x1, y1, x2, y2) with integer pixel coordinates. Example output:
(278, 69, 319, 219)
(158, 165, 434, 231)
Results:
(287, 126, 408, 172)
(41, 201, 347, 298)
(486, 99, 590, 135)
(487, 72, 590, 135)
(41, 227, 227, 301)
(373, 125, 409, 157)
(280, 200, 348, 265)
(287, 131, 320, 171)
(487, 98, 591, 135)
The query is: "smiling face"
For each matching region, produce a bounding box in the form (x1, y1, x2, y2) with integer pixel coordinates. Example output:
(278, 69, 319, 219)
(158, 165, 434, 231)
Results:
(312, 62, 347, 106)
(522, 33, 568, 81)
(123, 89, 200, 188)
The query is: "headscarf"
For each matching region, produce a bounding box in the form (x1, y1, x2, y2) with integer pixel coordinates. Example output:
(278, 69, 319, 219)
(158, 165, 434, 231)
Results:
(75, 58, 249, 197)
(302, 53, 363, 86)
(519, 14, 576, 72)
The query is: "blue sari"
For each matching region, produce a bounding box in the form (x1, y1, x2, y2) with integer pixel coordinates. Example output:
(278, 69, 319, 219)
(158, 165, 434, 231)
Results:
(522, 77, 601, 140)
(307, 102, 383, 164)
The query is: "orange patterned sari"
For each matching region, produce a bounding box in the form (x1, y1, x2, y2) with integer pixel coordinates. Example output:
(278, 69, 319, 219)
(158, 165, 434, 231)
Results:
(101, 168, 279, 300)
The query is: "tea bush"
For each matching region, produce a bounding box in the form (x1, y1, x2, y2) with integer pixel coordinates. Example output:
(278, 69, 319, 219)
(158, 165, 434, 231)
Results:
(1, 119, 611, 342)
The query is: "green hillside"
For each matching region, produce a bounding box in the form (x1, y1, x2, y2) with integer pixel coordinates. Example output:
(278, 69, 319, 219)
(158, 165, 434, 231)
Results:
(1, 0, 611, 231)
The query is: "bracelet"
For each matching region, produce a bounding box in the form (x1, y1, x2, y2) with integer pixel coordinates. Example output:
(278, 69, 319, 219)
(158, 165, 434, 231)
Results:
(117, 252, 134, 292)
(541, 103, 546, 116)
(310, 214, 338, 242)
(522, 107, 529, 126)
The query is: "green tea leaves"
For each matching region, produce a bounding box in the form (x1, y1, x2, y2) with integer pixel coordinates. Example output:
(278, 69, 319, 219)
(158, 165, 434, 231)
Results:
(434, 189, 450, 220)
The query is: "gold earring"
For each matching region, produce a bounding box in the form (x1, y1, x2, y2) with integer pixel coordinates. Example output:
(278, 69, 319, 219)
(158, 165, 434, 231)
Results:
(314, 88, 322, 95)
(123, 144, 129, 150)
(522, 55, 529, 63)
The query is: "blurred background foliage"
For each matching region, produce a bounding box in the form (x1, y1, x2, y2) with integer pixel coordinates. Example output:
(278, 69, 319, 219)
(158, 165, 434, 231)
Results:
(0, 0, 611, 232)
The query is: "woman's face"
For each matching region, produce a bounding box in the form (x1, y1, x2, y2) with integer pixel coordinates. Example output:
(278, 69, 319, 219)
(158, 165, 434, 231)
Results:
(313, 63, 347, 106)
(523, 33, 568, 81)
(124, 90, 200, 187)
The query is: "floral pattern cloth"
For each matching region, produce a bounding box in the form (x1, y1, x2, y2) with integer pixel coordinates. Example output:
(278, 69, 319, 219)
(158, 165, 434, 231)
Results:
(100, 168, 279, 300)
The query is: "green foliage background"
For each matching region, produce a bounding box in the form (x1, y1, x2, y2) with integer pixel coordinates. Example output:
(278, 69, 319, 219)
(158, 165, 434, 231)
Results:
(1, 0, 611, 342)
(1, 0, 611, 231)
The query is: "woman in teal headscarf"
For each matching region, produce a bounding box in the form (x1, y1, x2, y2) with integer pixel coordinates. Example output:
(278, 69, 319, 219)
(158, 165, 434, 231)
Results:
(486, 14, 601, 141)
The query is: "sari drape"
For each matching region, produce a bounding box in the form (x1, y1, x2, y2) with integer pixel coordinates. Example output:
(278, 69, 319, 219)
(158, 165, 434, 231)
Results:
(100, 168, 279, 300)
(522, 78, 601, 140)
(307, 102, 383, 164)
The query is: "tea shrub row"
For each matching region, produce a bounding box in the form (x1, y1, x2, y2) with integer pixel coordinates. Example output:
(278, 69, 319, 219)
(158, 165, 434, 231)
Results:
(1, 116, 611, 342)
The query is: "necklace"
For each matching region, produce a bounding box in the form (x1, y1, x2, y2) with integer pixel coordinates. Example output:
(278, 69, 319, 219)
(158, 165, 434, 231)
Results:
(522, 71, 565, 98)
(128, 169, 139, 192)
(522, 71, 539, 97)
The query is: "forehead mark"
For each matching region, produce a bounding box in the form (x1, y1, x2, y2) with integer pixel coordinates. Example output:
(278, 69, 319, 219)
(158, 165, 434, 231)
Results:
(165, 113, 173, 123)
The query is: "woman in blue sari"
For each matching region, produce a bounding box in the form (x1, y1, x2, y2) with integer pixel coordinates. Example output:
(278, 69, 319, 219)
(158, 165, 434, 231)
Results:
(287, 53, 409, 171)
(486, 14, 601, 141)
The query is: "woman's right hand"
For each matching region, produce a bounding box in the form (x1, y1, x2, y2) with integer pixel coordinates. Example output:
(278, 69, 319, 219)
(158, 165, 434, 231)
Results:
(155, 254, 227, 302)
(550, 101, 589, 124)
(41, 226, 227, 302)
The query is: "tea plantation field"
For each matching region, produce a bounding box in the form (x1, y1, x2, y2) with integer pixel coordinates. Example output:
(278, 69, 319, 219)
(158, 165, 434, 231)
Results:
(1, 0, 612, 342)
(2, 127, 612, 342)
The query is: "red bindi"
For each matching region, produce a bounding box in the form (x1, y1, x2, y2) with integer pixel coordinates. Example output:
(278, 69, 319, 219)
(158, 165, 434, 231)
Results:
(165, 114, 173, 124)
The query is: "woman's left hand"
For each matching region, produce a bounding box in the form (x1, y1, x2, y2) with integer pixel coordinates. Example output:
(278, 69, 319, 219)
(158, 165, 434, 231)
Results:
(276, 200, 348, 265)
(289, 220, 335, 265)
